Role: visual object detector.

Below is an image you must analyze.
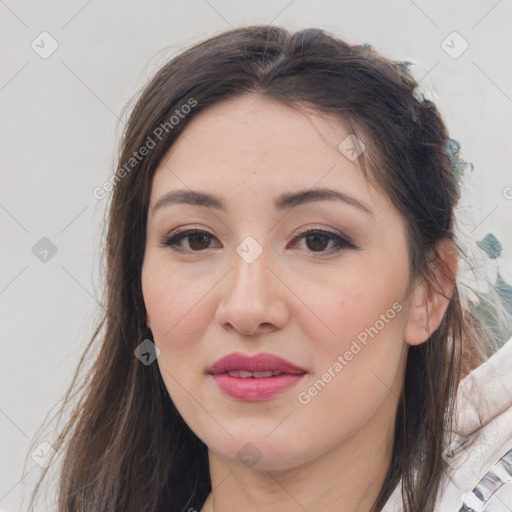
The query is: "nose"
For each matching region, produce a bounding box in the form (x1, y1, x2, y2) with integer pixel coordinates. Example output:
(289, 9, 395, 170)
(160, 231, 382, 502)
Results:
(214, 243, 290, 337)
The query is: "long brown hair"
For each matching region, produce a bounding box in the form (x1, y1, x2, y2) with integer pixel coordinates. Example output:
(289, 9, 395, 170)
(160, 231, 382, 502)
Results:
(26, 25, 488, 512)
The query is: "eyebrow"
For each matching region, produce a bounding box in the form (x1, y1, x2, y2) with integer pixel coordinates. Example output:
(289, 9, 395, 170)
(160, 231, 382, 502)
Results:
(152, 187, 373, 216)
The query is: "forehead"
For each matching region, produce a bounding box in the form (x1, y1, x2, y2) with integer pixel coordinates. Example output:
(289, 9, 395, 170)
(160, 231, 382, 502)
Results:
(162, 94, 354, 165)
(149, 94, 384, 212)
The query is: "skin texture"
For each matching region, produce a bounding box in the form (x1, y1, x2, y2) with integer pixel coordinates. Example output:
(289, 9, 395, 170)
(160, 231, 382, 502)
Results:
(141, 95, 454, 512)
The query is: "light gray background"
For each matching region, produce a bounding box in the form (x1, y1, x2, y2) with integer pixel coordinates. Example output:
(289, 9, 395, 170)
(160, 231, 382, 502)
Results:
(1, 1, 511, 509)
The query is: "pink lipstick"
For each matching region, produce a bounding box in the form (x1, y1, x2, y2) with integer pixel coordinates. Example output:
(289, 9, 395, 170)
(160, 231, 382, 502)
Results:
(208, 352, 307, 401)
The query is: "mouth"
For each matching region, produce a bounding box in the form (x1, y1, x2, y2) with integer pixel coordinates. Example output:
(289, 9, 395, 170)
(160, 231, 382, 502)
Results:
(207, 352, 307, 401)
(221, 370, 294, 378)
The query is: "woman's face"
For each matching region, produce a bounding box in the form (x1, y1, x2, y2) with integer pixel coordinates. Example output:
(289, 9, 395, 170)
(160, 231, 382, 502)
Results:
(142, 95, 420, 471)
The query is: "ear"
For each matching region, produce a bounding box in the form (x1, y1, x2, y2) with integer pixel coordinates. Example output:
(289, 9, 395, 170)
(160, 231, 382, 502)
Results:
(404, 238, 458, 346)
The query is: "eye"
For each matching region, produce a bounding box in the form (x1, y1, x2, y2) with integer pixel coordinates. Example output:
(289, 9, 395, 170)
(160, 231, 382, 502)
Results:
(290, 228, 356, 254)
(160, 228, 356, 254)
(161, 229, 218, 252)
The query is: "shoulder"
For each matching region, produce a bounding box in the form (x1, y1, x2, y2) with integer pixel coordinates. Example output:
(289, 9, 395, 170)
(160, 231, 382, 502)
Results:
(383, 336, 512, 512)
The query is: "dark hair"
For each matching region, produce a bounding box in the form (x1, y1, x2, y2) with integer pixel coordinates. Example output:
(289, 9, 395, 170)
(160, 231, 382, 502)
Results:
(26, 25, 487, 512)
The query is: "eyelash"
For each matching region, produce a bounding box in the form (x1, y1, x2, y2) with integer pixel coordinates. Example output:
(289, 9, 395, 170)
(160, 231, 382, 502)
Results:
(160, 227, 356, 255)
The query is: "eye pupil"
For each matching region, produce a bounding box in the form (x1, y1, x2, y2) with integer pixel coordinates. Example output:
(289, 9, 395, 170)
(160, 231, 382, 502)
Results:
(189, 232, 211, 250)
(306, 233, 329, 252)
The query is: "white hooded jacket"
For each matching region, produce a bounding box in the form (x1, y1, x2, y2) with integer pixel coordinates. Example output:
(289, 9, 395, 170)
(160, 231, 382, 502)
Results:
(383, 336, 512, 512)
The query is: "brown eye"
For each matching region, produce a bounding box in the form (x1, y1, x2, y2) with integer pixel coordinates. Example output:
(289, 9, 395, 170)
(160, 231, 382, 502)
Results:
(161, 228, 356, 255)
(187, 232, 212, 250)
(304, 232, 330, 252)
(162, 230, 216, 252)
(291, 229, 355, 254)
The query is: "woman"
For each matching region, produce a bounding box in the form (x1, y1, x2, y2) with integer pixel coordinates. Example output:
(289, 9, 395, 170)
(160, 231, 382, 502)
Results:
(27, 25, 512, 512)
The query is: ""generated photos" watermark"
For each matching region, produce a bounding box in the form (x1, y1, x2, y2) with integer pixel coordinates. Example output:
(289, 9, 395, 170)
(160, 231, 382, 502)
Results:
(298, 301, 403, 405)
(93, 97, 198, 200)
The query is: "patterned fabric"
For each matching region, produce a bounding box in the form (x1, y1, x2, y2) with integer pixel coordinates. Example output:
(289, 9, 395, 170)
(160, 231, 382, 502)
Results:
(382, 336, 512, 511)
(459, 447, 512, 511)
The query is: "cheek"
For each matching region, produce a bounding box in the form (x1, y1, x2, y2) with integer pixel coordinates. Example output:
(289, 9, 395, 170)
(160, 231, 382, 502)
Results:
(303, 263, 408, 353)
(141, 258, 212, 420)
(295, 261, 409, 418)
(293, 283, 408, 450)
(142, 256, 214, 352)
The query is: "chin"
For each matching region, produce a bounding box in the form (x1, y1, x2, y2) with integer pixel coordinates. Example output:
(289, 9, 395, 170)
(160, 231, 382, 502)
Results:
(206, 432, 313, 473)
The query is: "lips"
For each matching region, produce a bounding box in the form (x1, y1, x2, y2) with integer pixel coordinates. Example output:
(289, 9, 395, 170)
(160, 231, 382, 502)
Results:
(208, 352, 307, 376)
(208, 352, 307, 401)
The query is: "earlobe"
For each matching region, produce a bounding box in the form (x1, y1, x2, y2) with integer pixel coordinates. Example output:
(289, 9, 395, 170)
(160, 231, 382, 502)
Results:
(404, 239, 458, 346)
